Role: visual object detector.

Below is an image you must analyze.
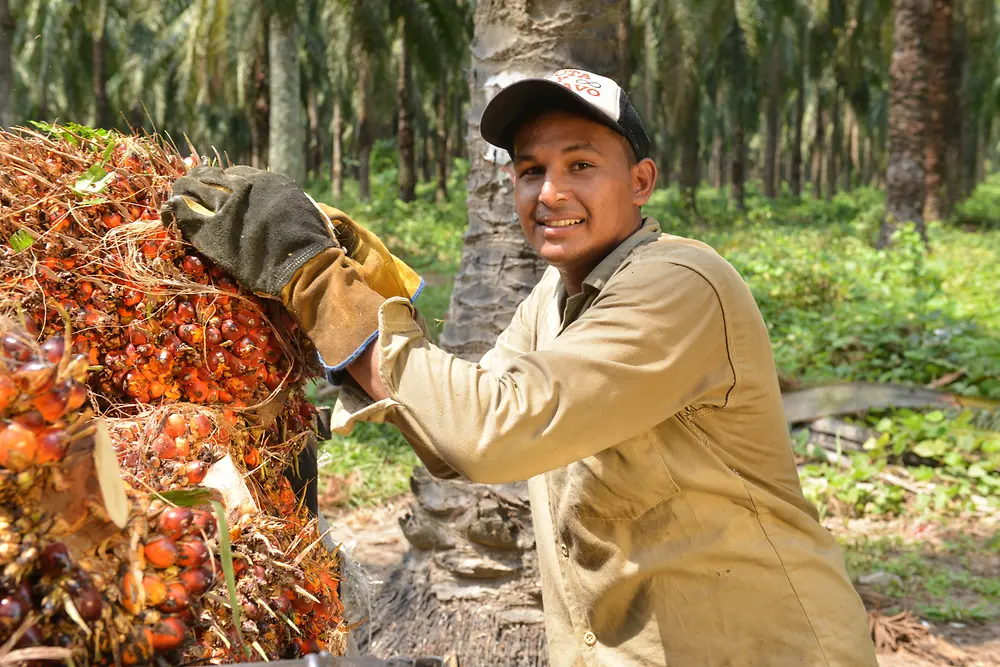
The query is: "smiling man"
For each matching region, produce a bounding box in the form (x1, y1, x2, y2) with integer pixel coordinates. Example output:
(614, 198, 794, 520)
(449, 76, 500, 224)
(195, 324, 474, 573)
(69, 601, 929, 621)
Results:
(164, 69, 878, 666)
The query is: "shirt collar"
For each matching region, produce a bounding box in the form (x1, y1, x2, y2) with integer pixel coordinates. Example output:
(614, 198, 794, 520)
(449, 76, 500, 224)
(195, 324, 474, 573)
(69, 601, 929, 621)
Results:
(580, 217, 661, 292)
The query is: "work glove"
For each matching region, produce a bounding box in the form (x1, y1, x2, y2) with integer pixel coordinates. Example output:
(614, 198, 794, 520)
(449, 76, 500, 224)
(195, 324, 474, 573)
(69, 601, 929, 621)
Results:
(160, 165, 406, 371)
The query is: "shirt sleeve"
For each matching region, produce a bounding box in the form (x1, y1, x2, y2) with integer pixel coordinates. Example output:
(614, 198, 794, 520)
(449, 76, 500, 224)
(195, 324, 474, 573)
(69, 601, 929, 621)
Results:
(349, 257, 735, 485)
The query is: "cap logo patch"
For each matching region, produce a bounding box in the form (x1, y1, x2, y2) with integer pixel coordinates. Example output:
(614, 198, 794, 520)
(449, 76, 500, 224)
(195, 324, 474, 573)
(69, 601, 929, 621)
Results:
(548, 69, 621, 121)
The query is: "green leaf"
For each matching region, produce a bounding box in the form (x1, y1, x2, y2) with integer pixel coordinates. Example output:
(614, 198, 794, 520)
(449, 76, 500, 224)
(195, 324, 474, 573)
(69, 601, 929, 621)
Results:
(925, 411, 945, 424)
(102, 139, 117, 164)
(156, 488, 216, 507)
(966, 464, 987, 478)
(9, 230, 35, 253)
(913, 440, 947, 458)
(78, 198, 107, 206)
(210, 500, 249, 659)
(28, 120, 78, 145)
(72, 164, 114, 196)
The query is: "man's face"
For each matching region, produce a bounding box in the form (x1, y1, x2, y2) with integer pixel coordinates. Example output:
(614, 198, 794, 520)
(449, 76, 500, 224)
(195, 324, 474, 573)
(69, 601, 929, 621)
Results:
(512, 110, 653, 279)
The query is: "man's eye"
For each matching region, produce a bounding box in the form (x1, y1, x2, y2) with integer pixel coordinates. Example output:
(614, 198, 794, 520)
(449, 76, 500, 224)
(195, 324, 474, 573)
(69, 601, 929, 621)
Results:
(519, 166, 542, 177)
(571, 162, 593, 170)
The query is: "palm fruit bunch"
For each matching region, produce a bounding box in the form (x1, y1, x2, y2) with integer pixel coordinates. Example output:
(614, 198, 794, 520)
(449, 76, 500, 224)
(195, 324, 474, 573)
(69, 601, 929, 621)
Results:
(0, 124, 349, 663)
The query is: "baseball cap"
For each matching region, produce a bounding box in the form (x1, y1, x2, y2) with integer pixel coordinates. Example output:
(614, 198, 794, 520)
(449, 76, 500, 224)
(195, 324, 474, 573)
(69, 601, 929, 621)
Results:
(480, 68, 651, 161)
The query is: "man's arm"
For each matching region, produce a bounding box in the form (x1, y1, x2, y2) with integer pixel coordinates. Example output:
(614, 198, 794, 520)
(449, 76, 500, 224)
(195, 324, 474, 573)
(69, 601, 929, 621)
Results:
(341, 257, 734, 485)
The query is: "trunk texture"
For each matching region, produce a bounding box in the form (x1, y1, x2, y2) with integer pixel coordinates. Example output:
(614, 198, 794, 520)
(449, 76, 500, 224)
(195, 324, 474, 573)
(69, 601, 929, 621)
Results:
(813, 88, 824, 199)
(421, 130, 433, 184)
(0, 0, 13, 128)
(267, 11, 305, 184)
(306, 87, 322, 179)
(379, 4, 629, 660)
(397, 20, 417, 202)
(923, 0, 951, 221)
(679, 99, 700, 211)
(791, 61, 805, 196)
(879, 0, 931, 247)
(91, 0, 109, 129)
(826, 88, 840, 200)
(763, 45, 781, 198)
(843, 112, 855, 191)
(358, 52, 374, 202)
(713, 92, 725, 189)
(250, 21, 269, 170)
(731, 119, 746, 211)
(943, 21, 964, 215)
(436, 73, 450, 203)
(331, 97, 344, 200)
(451, 85, 466, 162)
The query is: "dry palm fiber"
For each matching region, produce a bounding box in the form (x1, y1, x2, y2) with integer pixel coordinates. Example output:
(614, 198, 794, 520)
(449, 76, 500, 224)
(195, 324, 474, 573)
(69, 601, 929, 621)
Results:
(0, 124, 348, 664)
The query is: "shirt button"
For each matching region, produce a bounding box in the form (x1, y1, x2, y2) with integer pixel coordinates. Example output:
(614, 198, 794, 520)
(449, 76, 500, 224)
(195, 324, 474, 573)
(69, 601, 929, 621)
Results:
(560, 544, 569, 557)
(584, 631, 597, 647)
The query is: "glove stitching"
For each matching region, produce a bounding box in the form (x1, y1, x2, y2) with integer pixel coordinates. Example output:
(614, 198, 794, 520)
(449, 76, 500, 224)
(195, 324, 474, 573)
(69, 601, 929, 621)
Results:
(272, 240, 338, 295)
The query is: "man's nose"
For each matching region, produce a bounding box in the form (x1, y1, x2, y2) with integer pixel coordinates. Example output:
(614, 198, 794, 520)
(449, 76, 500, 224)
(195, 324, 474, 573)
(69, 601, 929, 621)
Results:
(538, 177, 568, 207)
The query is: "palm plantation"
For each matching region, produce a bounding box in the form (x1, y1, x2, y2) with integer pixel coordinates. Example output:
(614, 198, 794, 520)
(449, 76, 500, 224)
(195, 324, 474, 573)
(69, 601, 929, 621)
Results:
(2, 0, 1000, 663)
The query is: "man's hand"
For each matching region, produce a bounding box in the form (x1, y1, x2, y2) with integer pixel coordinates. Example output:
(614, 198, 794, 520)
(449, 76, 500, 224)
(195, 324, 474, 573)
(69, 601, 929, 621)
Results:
(346, 340, 390, 402)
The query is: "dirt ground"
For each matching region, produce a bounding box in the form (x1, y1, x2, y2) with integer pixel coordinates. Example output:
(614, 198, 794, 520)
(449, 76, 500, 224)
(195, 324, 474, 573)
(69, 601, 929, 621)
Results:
(325, 498, 1000, 666)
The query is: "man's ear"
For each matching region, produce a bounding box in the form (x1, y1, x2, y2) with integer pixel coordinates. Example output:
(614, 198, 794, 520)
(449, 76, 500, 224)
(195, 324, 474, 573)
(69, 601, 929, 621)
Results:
(631, 158, 658, 206)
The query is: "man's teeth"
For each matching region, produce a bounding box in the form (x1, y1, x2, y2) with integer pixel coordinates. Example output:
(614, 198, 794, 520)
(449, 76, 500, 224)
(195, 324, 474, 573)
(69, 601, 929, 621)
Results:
(541, 219, 583, 227)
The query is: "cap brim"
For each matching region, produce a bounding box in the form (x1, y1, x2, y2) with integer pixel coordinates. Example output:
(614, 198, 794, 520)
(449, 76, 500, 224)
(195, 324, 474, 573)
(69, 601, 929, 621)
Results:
(480, 78, 627, 154)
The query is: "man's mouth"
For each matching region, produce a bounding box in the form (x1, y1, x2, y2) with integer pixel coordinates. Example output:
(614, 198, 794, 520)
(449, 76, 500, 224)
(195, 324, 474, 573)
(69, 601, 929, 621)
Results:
(538, 218, 584, 228)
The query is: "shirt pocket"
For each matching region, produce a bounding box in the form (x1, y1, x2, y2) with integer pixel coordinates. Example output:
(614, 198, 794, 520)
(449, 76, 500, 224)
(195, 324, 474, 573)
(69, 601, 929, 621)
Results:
(568, 431, 680, 521)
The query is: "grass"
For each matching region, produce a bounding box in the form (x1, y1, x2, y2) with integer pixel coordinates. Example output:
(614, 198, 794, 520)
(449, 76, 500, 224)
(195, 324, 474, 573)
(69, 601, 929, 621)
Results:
(306, 163, 1000, 520)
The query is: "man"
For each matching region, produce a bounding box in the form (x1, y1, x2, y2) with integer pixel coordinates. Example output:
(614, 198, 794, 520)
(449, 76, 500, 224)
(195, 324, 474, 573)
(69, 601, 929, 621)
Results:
(164, 69, 878, 666)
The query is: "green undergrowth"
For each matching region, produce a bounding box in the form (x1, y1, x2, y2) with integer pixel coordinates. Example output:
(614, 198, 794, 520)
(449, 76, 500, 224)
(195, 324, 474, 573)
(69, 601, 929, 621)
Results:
(309, 164, 1000, 512)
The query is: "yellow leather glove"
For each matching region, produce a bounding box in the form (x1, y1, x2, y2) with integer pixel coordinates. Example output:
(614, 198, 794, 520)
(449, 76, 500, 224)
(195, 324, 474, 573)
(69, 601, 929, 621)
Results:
(314, 202, 424, 303)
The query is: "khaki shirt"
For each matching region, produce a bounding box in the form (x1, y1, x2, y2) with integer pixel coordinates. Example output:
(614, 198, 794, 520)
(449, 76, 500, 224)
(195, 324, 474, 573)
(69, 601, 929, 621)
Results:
(333, 218, 877, 666)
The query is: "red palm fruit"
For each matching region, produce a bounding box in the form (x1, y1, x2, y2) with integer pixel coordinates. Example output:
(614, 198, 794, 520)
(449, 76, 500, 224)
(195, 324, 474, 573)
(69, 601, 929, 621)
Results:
(39, 543, 71, 575)
(177, 324, 203, 346)
(104, 351, 127, 372)
(73, 584, 103, 621)
(14, 410, 45, 433)
(174, 437, 190, 459)
(264, 373, 282, 392)
(234, 311, 258, 329)
(149, 381, 166, 399)
(1, 334, 32, 362)
(155, 347, 173, 367)
(196, 366, 212, 383)
(220, 320, 244, 341)
(190, 414, 212, 439)
(151, 434, 177, 460)
(178, 367, 198, 384)
(0, 422, 37, 470)
(33, 386, 69, 422)
(142, 574, 168, 607)
(206, 349, 227, 377)
(121, 627, 154, 666)
(291, 594, 314, 614)
(188, 509, 216, 539)
(243, 448, 261, 468)
(35, 428, 68, 464)
(203, 325, 221, 346)
(176, 539, 208, 568)
(124, 344, 140, 362)
(234, 337, 257, 359)
(0, 598, 24, 628)
(135, 344, 152, 357)
(164, 413, 187, 439)
(185, 379, 210, 403)
(40, 336, 65, 364)
(151, 616, 188, 652)
(272, 594, 291, 615)
(121, 572, 141, 615)
(242, 601, 264, 621)
(144, 536, 179, 569)
(157, 582, 189, 613)
(157, 507, 193, 540)
(0, 375, 16, 412)
(66, 382, 87, 411)
(183, 460, 208, 484)
(248, 330, 270, 348)
(176, 301, 196, 323)
(179, 567, 213, 595)
(298, 638, 322, 654)
(128, 327, 147, 346)
(217, 389, 234, 404)
(123, 290, 142, 307)
(182, 255, 205, 276)
(101, 212, 122, 229)
(15, 361, 53, 395)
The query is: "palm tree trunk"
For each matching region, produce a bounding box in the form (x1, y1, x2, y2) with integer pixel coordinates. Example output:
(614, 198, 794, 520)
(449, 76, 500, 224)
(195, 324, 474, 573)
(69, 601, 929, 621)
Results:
(0, 0, 13, 129)
(250, 20, 269, 170)
(371, 2, 631, 660)
(813, 87, 824, 199)
(791, 61, 805, 196)
(826, 88, 840, 200)
(267, 10, 305, 184)
(679, 98, 700, 212)
(731, 119, 746, 211)
(879, 0, 931, 247)
(451, 82, 465, 162)
(306, 87, 322, 179)
(435, 73, 449, 203)
(397, 19, 416, 202)
(713, 89, 725, 189)
(357, 51, 374, 202)
(91, 0, 109, 129)
(763, 45, 781, 198)
(331, 96, 344, 200)
(923, 0, 951, 221)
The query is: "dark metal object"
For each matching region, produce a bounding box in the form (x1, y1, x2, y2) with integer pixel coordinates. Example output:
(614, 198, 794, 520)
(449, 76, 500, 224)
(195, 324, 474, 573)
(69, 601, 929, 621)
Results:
(199, 653, 444, 667)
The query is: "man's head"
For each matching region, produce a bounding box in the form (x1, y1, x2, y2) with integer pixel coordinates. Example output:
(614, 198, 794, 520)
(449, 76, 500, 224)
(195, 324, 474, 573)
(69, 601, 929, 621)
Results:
(480, 69, 658, 291)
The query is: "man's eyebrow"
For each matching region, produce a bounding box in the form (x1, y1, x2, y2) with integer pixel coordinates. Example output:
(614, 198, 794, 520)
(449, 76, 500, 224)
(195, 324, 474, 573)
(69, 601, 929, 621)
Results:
(514, 142, 603, 163)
